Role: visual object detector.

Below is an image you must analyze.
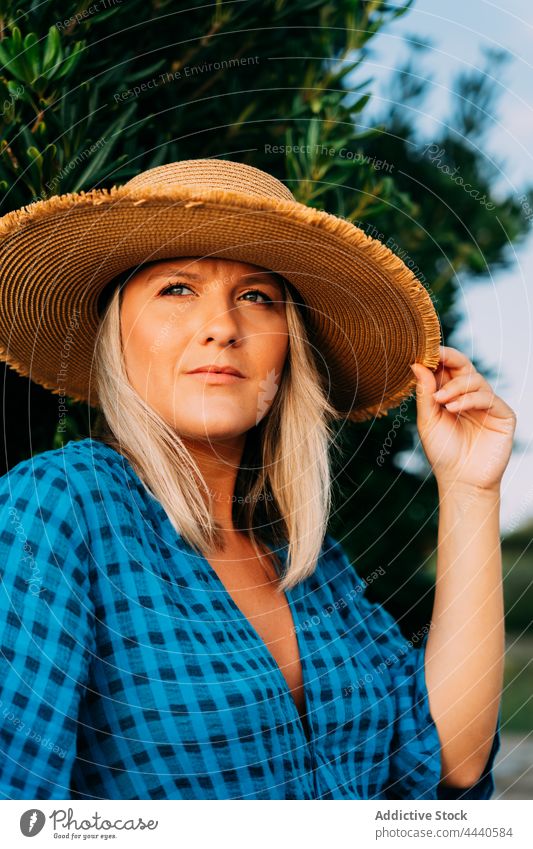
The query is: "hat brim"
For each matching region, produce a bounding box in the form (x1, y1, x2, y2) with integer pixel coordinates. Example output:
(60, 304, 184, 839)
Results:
(0, 182, 441, 421)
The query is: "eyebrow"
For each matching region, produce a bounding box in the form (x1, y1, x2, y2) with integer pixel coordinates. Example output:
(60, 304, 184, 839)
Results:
(146, 267, 285, 291)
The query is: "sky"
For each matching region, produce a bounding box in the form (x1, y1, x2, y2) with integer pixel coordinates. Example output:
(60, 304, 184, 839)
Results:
(357, 0, 533, 533)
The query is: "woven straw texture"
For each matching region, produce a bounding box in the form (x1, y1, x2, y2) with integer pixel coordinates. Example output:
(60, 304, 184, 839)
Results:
(0, 158, 441, 421)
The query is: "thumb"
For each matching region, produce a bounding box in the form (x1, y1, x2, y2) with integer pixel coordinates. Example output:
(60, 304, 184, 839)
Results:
(410, 363, 438, 421)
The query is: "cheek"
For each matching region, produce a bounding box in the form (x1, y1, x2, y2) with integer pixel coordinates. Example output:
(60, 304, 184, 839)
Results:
(247, 330, 289, 408)
(121, 309, 182, 389)
(254, 325, 289, 371)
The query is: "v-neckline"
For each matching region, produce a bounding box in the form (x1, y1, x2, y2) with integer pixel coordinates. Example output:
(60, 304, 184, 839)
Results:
(90, 439, 315, 746)
(195, 538, 314, 747)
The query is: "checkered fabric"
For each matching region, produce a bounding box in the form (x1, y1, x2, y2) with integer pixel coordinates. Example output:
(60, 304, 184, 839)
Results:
(0, 438, 500, 800)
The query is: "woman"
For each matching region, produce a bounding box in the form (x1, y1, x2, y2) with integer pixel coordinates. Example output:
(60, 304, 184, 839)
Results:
(0, 158, 515, 800)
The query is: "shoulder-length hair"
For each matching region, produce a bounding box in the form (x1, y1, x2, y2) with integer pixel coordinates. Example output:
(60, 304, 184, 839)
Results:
(93, 261, 342, 592)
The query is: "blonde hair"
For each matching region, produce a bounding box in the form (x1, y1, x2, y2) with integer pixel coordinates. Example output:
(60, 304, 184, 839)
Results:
(93, 263, 342, 592)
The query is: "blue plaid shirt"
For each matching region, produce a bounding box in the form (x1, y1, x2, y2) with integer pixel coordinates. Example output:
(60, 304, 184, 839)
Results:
(0, 437, 500, 800)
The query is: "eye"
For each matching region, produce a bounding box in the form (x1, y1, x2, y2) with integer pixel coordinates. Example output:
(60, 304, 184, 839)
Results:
(159, 282, 194, 296)
(157, 283, 275, 304)
(240, 289, 274, 305)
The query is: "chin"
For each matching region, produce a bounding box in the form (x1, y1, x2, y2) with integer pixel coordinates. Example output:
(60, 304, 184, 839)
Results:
(166, 408, 254, 440)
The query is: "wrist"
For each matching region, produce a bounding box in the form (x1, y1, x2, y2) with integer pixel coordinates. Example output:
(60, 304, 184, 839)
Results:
(437, 480, 501, 501)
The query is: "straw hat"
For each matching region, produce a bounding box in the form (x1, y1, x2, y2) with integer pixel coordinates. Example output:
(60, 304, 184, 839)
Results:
(0, 157, 441, 422)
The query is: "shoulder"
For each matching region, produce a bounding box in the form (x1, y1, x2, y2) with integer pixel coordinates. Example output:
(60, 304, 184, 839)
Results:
(0, 438, 141, 596)
(0, 437, 131, 496)
(321, 532, 349, 563)
(309, 531, 365, 601)
(318, 532, 361, 582)
(317, 532, 401, 642)
(319, 533, 386, 595)
(0, 438, 134, 536)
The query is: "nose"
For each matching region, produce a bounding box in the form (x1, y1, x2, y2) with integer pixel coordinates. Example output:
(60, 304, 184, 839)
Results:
(196, 289, 241, 347)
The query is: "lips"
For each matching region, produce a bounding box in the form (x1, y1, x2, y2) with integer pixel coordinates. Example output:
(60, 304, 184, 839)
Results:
(187, 364, 245, 378)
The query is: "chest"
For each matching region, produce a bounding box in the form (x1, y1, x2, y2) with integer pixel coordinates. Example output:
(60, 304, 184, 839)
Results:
(83, 522, 401, 799)
(202, 542, 307, 720)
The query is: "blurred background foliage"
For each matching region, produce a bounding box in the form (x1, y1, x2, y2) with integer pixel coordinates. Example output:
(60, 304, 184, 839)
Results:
(1, 0, 532, 669)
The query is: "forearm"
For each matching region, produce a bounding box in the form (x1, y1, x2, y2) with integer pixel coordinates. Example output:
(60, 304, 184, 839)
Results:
(424, 482, 504, 787)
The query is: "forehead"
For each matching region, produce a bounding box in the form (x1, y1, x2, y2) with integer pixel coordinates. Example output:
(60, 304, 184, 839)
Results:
(140, 257, 285, 288)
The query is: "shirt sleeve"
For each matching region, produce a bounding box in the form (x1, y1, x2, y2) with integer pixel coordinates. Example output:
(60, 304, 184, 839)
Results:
(0, 455, 95, 799)
(325, 535, 500, 800)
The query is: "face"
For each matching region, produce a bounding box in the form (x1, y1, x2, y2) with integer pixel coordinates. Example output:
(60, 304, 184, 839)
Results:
(120, 256, 289, 441)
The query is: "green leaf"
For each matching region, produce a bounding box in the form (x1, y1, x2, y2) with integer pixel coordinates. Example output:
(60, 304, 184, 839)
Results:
(306, 117, 320, 153)
(70, 102, 137, 191)
(19, 123, 36, 151)
(42, 25, 62, 74)
(41, 142, 57, 175)
(22, 32, 40, 80)
(88, 2, 125, 24)
(392, 0, 415, 20)
(6, 79, 25, 97)
(55, 42, 84, 80)
(0, 43, 26, 80)
(25, 144, 43, 187)
(348, 93, 372, 115)
(6, 26, 34, 82)
(11, 26, 22, 54)
(121, 59, 167, 84)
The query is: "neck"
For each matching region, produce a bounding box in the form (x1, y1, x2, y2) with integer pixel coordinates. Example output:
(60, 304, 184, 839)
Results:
(180, 434, 246, 531)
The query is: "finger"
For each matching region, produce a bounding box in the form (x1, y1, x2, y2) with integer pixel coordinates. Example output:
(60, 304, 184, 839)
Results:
(433, 372, 487, 402)
(415, 360, 452, 391)
(438, 345, 476, 375)
(443, 390, 498, 412)
(432, 363, 451, 390)
(414, 347, 472, 388)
